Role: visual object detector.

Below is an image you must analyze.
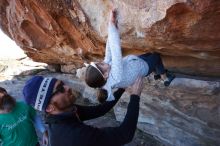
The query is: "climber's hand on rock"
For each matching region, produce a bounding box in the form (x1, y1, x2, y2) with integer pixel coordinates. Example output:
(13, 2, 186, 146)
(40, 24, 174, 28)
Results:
(109, 8, 118, 27)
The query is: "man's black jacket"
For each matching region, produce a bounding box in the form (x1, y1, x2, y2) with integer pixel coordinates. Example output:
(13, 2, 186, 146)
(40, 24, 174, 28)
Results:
(45, 89, 140, 146)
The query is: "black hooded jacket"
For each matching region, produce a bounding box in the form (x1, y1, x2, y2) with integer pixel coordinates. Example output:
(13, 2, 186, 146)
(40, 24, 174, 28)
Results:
(45, 89, 140, 146)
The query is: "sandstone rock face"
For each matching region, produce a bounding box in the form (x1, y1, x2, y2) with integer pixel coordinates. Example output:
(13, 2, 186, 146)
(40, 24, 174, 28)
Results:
(114, 76, 220, 146)
(0, 0, 220, 77)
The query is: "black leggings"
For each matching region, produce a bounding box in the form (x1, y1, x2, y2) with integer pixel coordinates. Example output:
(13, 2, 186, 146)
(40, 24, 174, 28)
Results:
(138, 53, 166, 76)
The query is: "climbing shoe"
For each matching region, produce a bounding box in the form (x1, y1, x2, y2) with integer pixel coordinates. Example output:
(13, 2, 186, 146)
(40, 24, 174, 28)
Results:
(164, 72, 175, 86)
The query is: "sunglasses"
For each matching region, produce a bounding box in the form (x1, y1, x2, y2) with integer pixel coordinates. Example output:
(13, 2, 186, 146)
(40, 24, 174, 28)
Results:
(50, 81, 65, 98)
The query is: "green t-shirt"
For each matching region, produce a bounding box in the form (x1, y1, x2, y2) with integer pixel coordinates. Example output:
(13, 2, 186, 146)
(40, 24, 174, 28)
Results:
(0, 102, 38, 146)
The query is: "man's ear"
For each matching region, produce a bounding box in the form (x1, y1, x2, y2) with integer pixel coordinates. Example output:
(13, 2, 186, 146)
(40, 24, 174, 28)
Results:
(45, 104, 55, 113)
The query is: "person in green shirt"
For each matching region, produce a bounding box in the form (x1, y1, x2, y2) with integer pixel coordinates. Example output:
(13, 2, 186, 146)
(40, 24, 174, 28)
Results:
(0, 87, 48, 146)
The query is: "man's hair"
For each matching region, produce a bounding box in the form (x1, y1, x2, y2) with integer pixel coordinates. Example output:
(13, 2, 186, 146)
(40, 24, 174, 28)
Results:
(85, 65, 106, 88)
(96, 88, 108, 103)
(0, 87, 16, 112)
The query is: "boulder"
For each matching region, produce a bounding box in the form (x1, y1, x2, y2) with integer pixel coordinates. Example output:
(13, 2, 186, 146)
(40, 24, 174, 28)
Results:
(0, 0, 220, 76)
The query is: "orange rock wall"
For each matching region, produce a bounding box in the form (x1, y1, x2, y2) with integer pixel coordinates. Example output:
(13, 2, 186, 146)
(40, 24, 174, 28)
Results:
(0, 0, 219, 76)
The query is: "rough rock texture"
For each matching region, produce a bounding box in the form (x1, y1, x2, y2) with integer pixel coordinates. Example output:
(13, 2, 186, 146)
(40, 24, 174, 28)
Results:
(113, 76, 220, 146)
(0, 0, 220, 76)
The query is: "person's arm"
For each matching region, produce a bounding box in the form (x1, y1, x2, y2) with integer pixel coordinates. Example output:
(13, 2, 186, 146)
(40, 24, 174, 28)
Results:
(92, 77, 143, 146)
(33, 114, 46, 133)
(108, 10, 123, 82)
(104, 38, 112, 64)
(33, 114, 49, 146)
(29, 105, 49, 146)
(76, 88, 125, 121)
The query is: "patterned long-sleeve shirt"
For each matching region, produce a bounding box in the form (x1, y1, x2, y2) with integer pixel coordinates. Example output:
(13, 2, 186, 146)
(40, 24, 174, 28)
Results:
(104, 23, 149, 101)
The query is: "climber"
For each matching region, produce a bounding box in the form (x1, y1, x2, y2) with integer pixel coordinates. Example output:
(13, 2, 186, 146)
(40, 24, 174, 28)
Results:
(84, 8, 175, 103)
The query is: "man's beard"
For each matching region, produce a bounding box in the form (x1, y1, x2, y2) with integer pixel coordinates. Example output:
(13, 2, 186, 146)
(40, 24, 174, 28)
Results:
(0, 94, 16, 112)
(53, 100, 73, 111)
(52, 90, 79, 112)
(54, 94, 75, 111)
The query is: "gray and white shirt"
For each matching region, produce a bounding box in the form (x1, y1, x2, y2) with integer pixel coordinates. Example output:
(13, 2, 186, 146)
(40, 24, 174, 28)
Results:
(103, 23, 149, 101)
